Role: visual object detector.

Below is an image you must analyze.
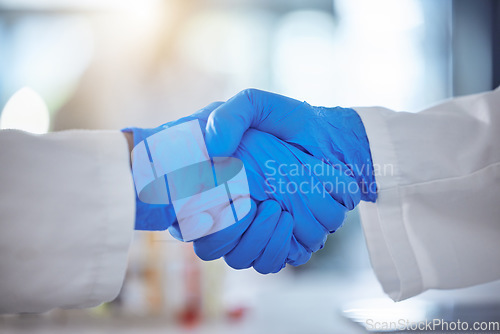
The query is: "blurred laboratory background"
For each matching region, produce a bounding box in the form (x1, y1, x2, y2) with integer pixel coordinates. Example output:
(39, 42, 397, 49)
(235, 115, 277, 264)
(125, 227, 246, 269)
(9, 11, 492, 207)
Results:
(1, 0, 499, 333)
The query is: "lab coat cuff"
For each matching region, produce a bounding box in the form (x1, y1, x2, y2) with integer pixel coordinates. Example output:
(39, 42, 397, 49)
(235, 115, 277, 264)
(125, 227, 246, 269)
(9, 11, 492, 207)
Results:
(354, 107, 424, 301)
(81, 131, 136, 308)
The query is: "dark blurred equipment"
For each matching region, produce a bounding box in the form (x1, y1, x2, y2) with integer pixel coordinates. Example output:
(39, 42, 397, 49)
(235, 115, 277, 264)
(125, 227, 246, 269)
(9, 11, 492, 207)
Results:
(452, 0, 500, 95)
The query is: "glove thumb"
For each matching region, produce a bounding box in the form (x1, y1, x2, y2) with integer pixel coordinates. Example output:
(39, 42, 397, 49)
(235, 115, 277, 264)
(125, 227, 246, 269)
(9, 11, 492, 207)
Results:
(204, 89, 305, 157)
(204, 91, 256, 157)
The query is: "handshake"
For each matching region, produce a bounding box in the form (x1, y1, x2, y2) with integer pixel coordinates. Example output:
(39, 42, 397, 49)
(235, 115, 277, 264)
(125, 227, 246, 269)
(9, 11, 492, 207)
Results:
(125, 89, 377, 274)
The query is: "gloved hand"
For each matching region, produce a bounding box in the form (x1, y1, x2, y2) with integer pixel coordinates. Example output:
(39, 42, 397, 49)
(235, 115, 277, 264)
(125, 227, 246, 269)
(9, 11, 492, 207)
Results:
(204, 89, 377, 202)
(192, 89, 377, 273)
(122, 102, 316, 273)
(193, 128, 358, 273)
(124, 88, 376, 274)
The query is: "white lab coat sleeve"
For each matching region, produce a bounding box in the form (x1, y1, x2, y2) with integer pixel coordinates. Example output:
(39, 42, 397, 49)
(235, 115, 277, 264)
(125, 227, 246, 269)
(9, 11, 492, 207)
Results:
(0, 129, 135, 313)
(354, 87, 500, 301)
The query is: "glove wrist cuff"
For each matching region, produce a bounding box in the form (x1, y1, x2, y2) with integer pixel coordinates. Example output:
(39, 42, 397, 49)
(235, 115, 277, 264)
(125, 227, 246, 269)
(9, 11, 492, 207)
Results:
(336, 107, 378, 202)
(121, 126, 177, 231)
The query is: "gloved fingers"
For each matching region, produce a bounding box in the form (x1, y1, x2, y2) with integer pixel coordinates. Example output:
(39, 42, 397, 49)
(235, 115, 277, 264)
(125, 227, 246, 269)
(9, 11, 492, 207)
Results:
(224, 200, 281, 270)
(290, 202, 329, 253)
(253, 211, 294, 274)
(235, 129, 355, 214)
(233, 130, 339, 251)
(205, 89, 303, 157)
(306, 193, 347, 233)
(291, 148, 362, 210)
(193, 198, 257, 261)
(322, 173, 361, 211)
(260, 148, 346, 243)
(281, 185, 338, 251)
(280, 155, 349, 232)
(283, 170, 351, 233)
(286, 235, 312, 266)
(288, 186, 348, 252)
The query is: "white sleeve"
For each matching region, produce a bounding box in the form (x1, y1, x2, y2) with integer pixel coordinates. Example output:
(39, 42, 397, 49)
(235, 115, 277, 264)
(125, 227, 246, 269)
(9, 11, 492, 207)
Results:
(0, 130, 135, 313)
(354, 87, 500, 301)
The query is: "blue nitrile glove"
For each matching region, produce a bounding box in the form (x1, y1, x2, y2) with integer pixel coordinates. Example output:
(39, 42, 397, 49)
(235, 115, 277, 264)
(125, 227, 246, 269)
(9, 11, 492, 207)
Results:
(122, 102, 224, 231)
(204, 89, 378, 202)
(193, 128, 358, 273)
(123, 88, 375, 274)
(191, 197, 299, 274)
(223, 200, 295, 273)
(123, 102, 353, 274)
(122, 102, 304, 272)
